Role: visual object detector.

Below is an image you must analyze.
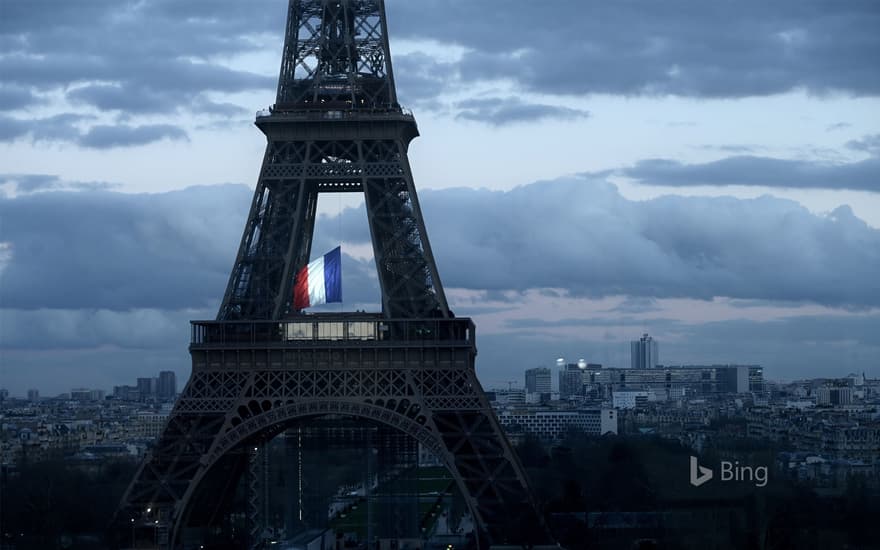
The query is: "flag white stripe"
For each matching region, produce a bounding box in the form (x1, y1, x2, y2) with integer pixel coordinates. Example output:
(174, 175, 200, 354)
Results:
(306, 255, 326, 306)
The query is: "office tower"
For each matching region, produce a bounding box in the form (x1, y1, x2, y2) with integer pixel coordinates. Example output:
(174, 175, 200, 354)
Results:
(631, 333, 659, 369)
(136, 377, 157, 401)
(559, 363, 585, 400)
(525, 367, 552, 394)
(158, 371, 177, 400)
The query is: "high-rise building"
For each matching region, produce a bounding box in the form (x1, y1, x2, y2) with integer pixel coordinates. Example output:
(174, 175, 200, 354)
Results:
(137, 377, 157, 401)
(631, 333, 659, 369)
(114, 385, 139, 401)
(158, 371, 177, 401)
(559, 363, 585, 400)
(27, 389, 39, 402)
(525, 367, 552, 394)
(70, 388, 92, 401)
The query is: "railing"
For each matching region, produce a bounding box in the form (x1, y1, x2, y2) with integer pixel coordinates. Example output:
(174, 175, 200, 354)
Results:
(255, 106, 415, 122)
(191, 316, 474, 348)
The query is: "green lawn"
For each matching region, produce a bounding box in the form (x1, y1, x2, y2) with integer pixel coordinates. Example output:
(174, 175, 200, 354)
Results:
(328, 467, 455, 539)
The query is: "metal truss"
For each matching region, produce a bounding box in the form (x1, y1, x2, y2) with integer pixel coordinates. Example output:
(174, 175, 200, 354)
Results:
(118, 324, 551, 547)
(277, 0, 397, 109)
(218, 132, 449, 320)
(118, 1, 552, 548)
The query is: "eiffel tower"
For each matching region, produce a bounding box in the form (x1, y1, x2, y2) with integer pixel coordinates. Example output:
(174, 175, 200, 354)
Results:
(117, 1, 552, 548)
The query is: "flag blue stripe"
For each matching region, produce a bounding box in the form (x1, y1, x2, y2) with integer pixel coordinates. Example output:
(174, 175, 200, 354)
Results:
(323, 246, 342, 303)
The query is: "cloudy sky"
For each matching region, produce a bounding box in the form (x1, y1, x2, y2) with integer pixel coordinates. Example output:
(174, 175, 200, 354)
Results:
(1, 0, 879, 395)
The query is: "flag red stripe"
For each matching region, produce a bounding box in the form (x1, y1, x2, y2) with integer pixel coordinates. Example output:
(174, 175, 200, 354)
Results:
(293, 266, 310, 309)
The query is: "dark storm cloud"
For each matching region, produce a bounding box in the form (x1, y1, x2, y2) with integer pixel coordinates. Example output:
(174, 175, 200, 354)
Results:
(0, 0, 281, 61)
(455, 97, 589, 126)
(391, 52, 459, 107)
(0, 174, 59, 193)
(623, 155, 880, 192)
(0, 183, 378, 313)
(388, 0, 880, 98)
(685, 313, 880, 347)
(1, 0, 281, 121)
(0, 184, 253, 310)
(0, 308, 199, 351)
(0, 85, 42, 111)
(324, 177, 880, 308)
(504, 316, 678, 330)
(846, 134, 880, 157)
(605, 297, 663, 314)
(0, 55, 274, 96)
(78, 124, 188, 149)
(2, 0, 876, 135)
(2, 177, 878, 316)
(0, 173, 118, 194)
(502, 313, 880, 349)
(0, 114, 188, 148)
(0, 113, 92, 143)
(0, 116, 29, 141)
(191, 98, 251, 117)
(67, 85, 179, 115)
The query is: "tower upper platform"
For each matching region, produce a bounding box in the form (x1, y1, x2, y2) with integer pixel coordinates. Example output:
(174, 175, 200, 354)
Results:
(273, 0, 400, 113)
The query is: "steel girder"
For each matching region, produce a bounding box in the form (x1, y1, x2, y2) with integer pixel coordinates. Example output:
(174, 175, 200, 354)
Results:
(116, 334, 552, 548)
(217, 125, 450, 321)
(277, 0, 397, 109)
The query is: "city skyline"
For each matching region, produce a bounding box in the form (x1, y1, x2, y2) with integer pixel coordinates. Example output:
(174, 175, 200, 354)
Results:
(1, 0, 880, 394)
(8, 353, 870, 400)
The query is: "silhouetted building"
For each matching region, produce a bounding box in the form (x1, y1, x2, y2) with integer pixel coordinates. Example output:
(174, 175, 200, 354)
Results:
(498, 408, 618, 441)
(584, 365, 761, 399)
(70, 388, 92, 401)
(137, 377, 157, 401)
(559, 363, 585, 400)
(525, 367, 552, 394)
(631, 333, 659, 369)
(27, 389, 39, 402)
(487, 389, 526, 406)
(817, 385, 853, 406)
(158, 371, 177, 401)
(612, 390, 650, 409)
(113, 385, 138, 401)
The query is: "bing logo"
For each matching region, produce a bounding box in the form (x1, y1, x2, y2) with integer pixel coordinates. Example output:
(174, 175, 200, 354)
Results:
(689, 456, 768, 488)
(689, 456, 713, 487)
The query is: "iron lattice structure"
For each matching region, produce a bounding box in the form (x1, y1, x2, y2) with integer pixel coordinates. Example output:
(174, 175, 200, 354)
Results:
(116, 1, 552, 548)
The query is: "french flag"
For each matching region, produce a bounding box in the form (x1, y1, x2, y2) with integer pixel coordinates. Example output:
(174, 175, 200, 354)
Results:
(293, 246, 342, 309)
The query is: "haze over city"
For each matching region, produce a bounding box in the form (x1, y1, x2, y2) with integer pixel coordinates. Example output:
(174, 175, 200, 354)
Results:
(2, 0, 880, 395)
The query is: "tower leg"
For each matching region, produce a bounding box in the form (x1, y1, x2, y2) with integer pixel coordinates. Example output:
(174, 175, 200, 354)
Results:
(247, 444, 266, 549)
(115, 319, 553, 548)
